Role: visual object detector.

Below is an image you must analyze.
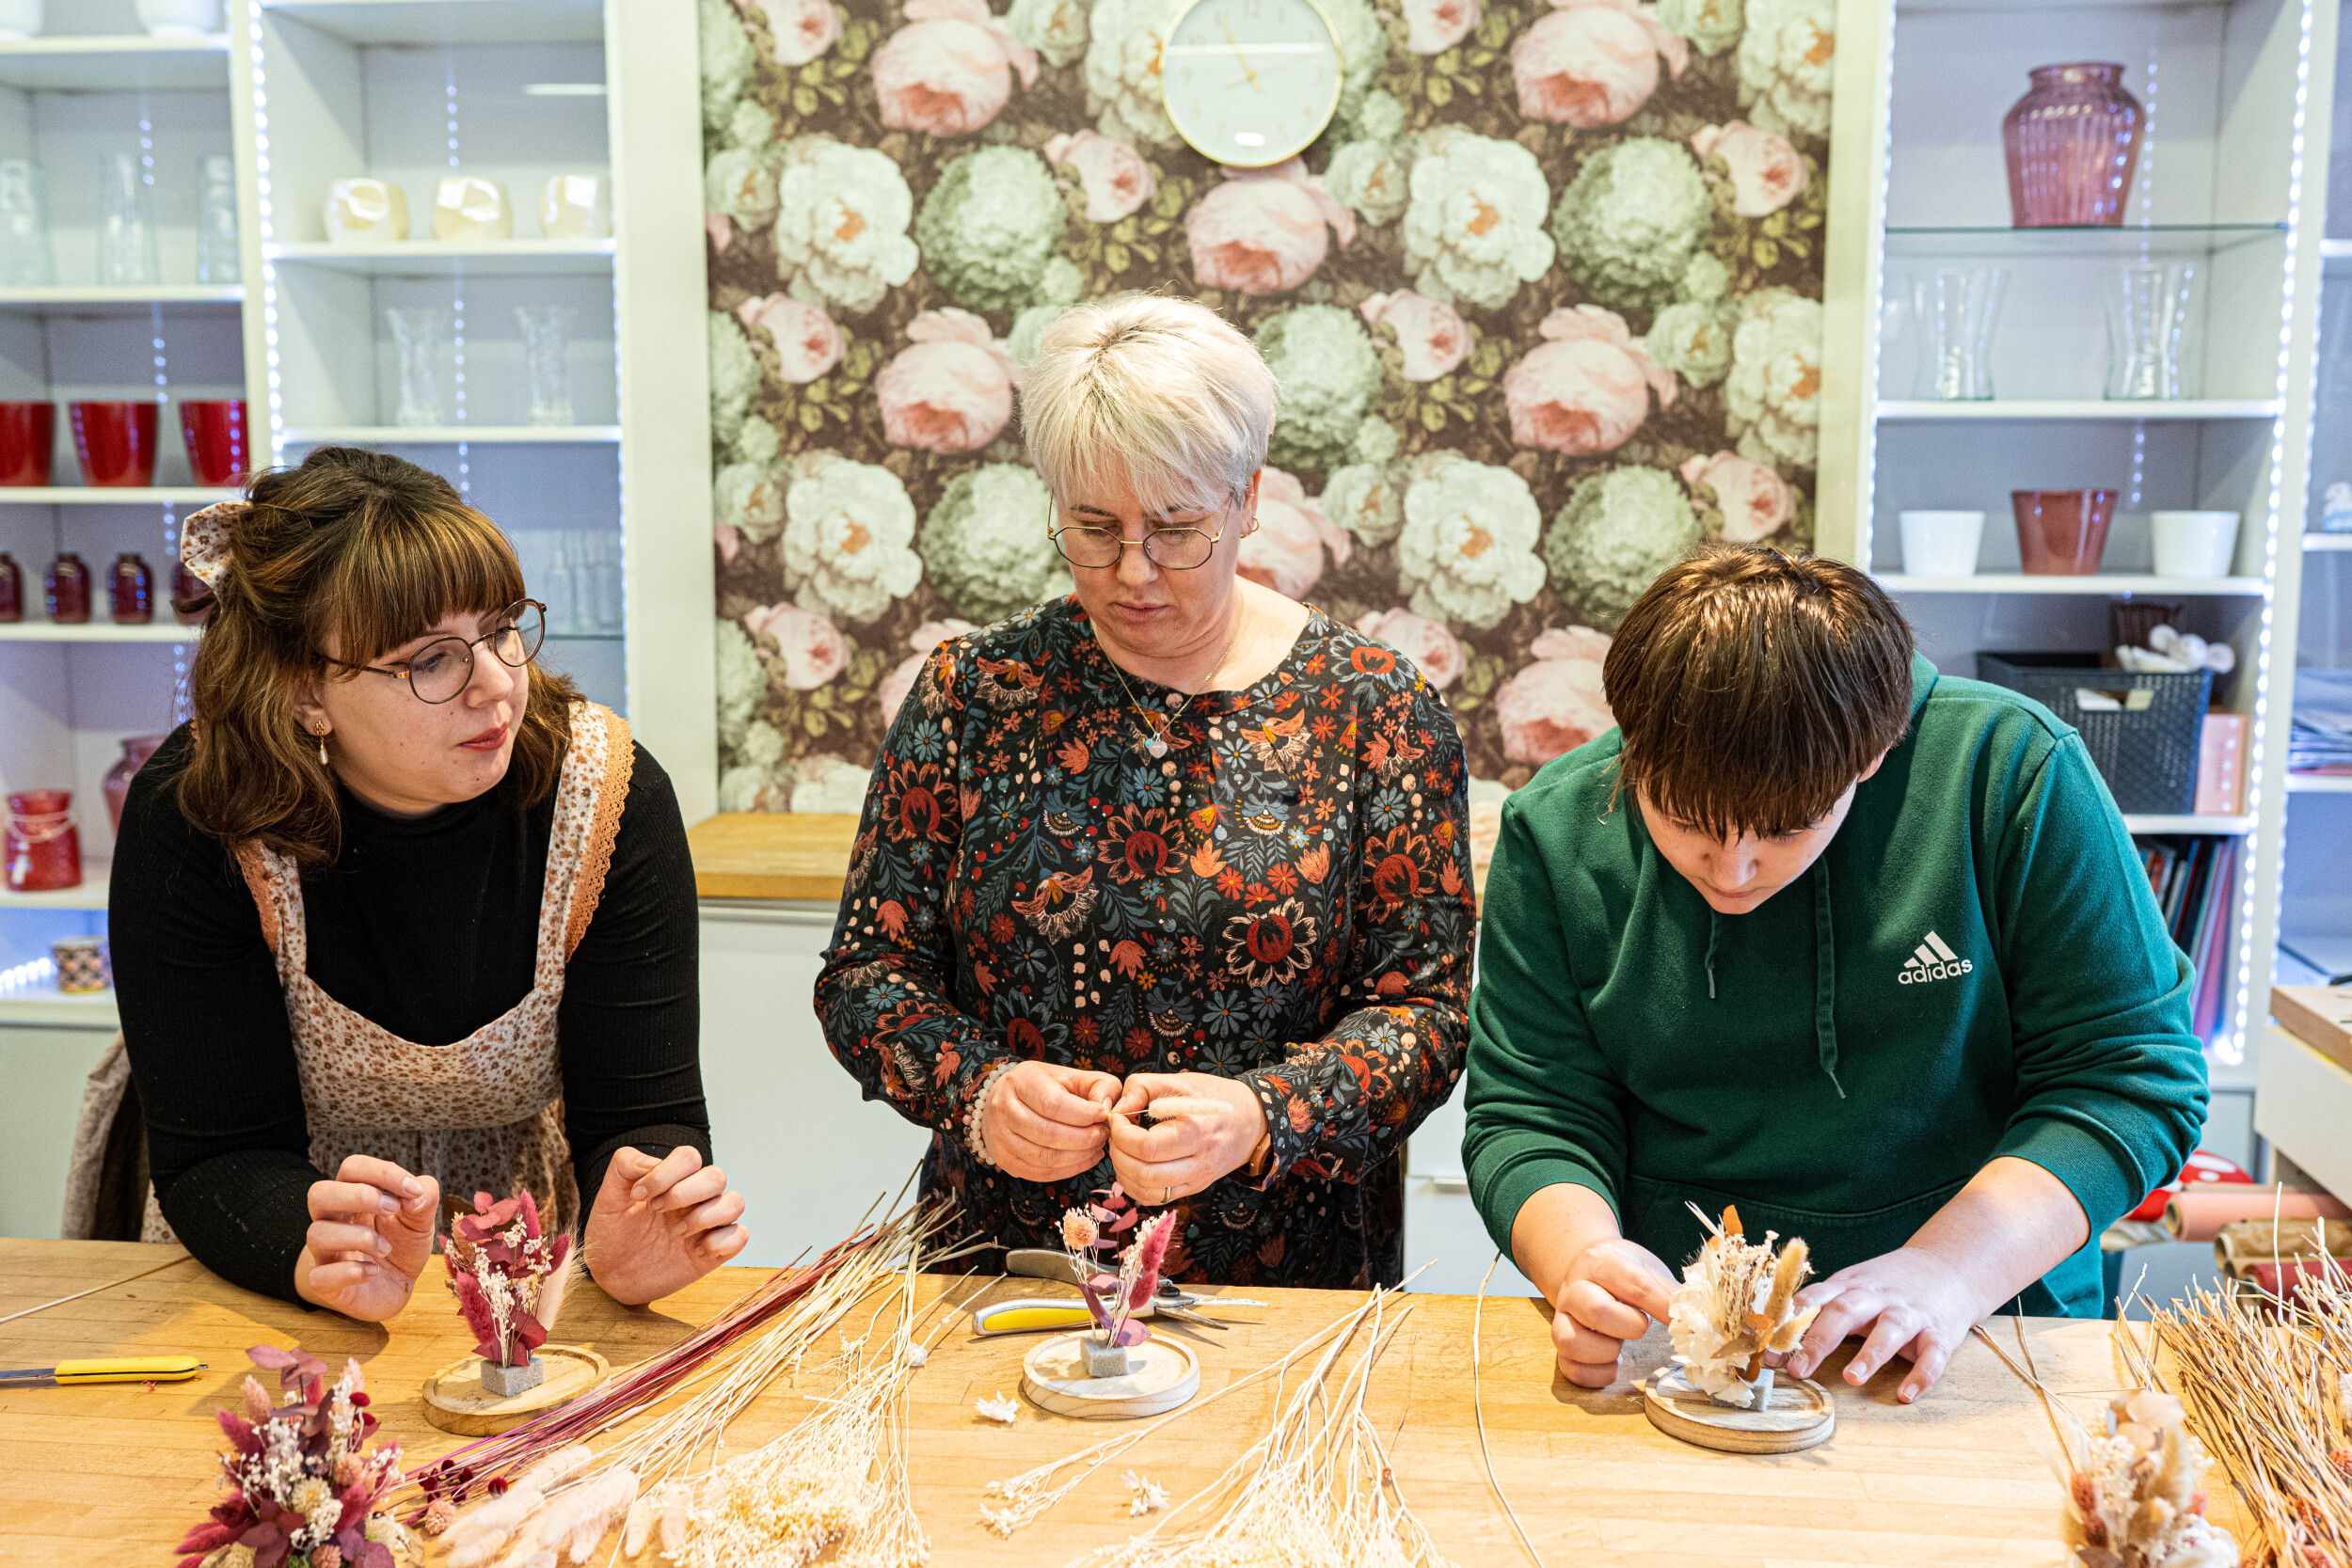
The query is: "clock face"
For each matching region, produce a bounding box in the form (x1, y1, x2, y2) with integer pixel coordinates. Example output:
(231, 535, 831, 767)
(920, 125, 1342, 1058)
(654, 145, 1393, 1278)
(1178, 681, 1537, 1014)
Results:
(1163, 0, 1343, 168)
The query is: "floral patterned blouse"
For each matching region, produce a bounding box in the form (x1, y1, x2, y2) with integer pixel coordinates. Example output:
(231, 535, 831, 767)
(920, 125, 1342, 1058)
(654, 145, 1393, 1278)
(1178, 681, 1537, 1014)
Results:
(816, 595, 1477, 1289)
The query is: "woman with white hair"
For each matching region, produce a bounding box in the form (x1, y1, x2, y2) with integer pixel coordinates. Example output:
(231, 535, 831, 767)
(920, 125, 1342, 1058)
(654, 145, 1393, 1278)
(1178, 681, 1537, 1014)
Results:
(816, 293, 1476, 1288)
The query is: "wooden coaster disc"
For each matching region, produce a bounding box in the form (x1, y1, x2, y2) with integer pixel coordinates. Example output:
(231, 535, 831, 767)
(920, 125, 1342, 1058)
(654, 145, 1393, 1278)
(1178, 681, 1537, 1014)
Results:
(1020, 1332, 1200, 1420)
(421, 1344, 608, 1436)
(1641, 1364, 1835, 1454)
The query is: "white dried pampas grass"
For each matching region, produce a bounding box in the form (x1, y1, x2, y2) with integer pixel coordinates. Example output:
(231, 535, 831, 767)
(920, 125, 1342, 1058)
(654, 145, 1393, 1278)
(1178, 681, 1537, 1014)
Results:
(1666, 1203, 1819, 1405)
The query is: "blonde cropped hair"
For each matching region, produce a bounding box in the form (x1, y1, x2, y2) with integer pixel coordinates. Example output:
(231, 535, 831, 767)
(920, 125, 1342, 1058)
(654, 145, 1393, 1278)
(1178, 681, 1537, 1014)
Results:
(1021, 293, 1279, 516)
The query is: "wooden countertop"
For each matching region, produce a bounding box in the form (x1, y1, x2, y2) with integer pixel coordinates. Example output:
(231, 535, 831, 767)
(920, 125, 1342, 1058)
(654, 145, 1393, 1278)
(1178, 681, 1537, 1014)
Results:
(0, 1238, 2249, 1564)
(688, 812, 857, 901)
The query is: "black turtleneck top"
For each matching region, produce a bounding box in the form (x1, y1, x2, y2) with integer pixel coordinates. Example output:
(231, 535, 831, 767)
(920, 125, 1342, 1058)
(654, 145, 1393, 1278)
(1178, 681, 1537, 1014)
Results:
(110, 723, 708, 1305)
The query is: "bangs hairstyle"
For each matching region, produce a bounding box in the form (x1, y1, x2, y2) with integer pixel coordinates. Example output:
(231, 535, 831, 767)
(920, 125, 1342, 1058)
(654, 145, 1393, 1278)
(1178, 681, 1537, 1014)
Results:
(176, 445, 580, 868)
(1021, 292, 1278, 517)
(1603, 546, 1916, 841)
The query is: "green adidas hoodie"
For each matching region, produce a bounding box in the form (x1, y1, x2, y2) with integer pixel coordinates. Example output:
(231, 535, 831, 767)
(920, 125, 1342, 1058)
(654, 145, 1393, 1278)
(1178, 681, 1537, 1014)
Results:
(1463, 653, 2209, 1317)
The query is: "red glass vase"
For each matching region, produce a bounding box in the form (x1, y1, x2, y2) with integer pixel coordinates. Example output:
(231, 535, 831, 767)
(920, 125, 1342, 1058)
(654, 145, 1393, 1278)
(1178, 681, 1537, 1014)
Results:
(0, 551, 21, 622)
(0, 401, 53, 486)
(69, 401, 159, 488)
(2004, 63, 2142, 228)
(2012, 489, 2119, 575)
(5, 789, 81, 894)
(103, 735, 168, 834)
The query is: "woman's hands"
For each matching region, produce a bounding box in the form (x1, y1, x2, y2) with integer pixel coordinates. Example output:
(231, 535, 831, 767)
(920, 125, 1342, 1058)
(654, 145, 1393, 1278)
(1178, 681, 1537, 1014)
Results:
(583, 1146, 749, 1307)
(1104, 1071, 1269, 1204)
(981, 1061, 1121, 1182)
(294, 1155, 439, 1322)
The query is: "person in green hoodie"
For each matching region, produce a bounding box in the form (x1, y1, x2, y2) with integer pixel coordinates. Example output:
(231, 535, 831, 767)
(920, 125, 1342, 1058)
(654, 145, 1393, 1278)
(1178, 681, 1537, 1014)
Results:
(1464, 546, 2207, 1405)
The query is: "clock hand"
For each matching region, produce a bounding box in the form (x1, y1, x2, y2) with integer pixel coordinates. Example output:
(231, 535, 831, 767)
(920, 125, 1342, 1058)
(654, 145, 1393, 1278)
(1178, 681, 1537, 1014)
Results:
(1219, 16, 1263, 89)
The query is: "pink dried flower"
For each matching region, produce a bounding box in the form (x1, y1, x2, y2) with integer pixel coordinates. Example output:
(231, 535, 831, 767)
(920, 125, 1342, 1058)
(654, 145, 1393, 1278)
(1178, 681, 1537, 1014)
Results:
(334, 1452, 362, 1487)
(424, 1497, 456, 1535)
(240, 1375, 271, 1423)
(1125, 1213, 1175, 1309)
(1060, 1210, 1100, 1251)
(313, 1545, 342, 1568)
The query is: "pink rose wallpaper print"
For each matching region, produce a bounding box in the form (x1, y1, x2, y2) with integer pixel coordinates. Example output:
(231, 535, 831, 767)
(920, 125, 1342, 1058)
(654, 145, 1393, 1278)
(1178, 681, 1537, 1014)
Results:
(702, 0, 1834, 806)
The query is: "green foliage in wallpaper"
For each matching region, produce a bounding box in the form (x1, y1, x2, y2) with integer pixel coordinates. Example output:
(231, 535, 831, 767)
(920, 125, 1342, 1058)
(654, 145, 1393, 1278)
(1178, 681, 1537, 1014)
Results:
(701, 0, 1834, 809)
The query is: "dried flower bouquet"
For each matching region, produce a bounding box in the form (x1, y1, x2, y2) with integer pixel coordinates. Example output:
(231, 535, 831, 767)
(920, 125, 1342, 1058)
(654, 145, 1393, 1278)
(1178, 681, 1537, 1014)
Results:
(1666, 1203, 1820, 1408)
(447, 1188, 573, 1382)
(176, 1345, 408, 1568)
(1057, 1183, 1174, 1373)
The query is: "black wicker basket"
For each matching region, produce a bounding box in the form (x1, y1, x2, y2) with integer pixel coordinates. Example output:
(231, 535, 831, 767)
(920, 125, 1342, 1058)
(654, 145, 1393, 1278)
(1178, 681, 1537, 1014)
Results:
(1976, 652, 2214, 816)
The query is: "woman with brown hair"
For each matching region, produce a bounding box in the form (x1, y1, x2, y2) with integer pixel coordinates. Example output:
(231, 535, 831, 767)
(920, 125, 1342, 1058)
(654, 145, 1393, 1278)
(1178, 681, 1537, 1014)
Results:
(102, 445, 747, 1321)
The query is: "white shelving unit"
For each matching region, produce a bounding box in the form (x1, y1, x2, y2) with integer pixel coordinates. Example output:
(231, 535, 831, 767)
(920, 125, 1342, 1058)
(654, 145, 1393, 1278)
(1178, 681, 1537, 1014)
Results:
(1817, 0, 2334, 1171)
(0, 0, 713, 1126)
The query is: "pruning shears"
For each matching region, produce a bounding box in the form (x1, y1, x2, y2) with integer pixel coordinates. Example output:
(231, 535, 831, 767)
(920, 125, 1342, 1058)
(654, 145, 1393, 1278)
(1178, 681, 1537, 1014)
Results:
(969, 1249, 1265, 1337)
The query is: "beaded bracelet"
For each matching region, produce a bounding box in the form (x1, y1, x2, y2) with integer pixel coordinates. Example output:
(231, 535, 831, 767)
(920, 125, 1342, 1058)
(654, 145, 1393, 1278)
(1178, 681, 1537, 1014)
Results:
(964, 1059, 1020, 1169)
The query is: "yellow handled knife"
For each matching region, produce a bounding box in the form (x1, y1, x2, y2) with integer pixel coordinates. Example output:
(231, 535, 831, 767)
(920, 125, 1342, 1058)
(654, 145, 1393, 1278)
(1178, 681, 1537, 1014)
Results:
(973, 1299, 1104, 1336)
(0, 1355, 206, 1386)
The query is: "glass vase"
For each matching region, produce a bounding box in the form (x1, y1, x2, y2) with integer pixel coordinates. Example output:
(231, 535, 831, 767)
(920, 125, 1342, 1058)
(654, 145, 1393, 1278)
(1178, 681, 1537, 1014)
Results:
(98, 152, 161, 287)
(103, 735, 168, 835)
(516, 305, 576, 427)
(385, 307, 448, 428)
(2003, 63, 2143, 228)
(196, 154, 240, 285)
(2105, 262, 2194, 400)
(109, 552, 153, 624)
(0, 551, 19, 622)
(1912, 268, 2008, 400)
(0, 160, 55, 287)
(5, 789, 81, 894)
(45, 551, 89, 623)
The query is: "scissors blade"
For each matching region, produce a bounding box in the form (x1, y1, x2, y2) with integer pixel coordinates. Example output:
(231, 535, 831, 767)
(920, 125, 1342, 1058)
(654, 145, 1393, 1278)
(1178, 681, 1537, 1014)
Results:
(1005, 1248, 1088, 1287)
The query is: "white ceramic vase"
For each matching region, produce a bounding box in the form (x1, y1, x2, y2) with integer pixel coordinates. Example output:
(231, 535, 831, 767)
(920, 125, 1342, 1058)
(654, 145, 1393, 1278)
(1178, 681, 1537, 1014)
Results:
(0, 0, 42, 43)
(135, 0, 224, 37)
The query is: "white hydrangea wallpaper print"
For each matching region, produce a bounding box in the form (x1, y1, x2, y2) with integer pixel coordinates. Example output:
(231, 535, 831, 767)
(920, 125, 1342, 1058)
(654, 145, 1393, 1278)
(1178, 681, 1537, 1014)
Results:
(702, 0, 1833, 811)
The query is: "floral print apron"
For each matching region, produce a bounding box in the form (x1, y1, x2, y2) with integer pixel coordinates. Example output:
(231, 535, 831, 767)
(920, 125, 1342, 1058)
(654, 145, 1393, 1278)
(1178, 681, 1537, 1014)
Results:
(135, 703, 633, 1243)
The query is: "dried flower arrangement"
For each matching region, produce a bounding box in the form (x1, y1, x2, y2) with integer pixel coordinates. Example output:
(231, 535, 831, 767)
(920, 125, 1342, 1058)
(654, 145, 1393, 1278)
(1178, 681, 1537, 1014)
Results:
(2119, 1264, 2350, 1568)
(1057, 1184, 1175, 1376)
(175, 1344, 407, 1568)
(425, 1200, 959, 1567)
(447, 1189, 574, 1394)
(1666, 1203, 1820, 1408)
(1976, 1318, 2241, 1568)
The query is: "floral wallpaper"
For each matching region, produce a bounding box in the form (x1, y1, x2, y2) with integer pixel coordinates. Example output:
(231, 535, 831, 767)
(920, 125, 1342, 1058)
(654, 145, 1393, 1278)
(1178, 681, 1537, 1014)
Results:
(701, 0, 1834, 816)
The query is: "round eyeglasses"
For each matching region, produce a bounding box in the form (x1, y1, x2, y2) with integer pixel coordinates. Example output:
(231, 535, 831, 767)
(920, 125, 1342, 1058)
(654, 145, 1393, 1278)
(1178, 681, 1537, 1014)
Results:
(323, 600, 547, 705)
(1049, 515, 1228, 572)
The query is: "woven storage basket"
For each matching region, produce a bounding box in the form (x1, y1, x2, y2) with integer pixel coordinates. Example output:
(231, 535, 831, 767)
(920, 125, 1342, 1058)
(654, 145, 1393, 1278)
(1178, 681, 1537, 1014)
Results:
(1976, 652, 2212, 815)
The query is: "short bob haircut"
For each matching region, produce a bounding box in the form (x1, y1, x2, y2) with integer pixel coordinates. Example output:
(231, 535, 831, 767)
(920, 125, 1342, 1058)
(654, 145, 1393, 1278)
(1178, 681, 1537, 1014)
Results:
(1021, 292, 1279, 516)
(1603, 545, 1916, 840)
(176, 445, 581, 868)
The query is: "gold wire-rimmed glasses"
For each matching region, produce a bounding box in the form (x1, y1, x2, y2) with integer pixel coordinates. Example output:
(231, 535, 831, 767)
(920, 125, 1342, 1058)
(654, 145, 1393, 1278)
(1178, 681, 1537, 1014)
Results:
(1047, 502, 1229, 572)
(321, 599, 548, 705)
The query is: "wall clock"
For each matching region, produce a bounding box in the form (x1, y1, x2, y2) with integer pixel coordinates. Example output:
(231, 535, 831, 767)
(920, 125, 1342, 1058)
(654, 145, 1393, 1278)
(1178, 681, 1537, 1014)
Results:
(1163, 0, 1343, 168)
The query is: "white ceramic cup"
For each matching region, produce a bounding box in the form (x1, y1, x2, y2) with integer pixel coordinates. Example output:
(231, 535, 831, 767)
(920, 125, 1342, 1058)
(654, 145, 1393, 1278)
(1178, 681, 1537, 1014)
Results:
(1899, 510, 1986, 577)
(135, 0, 223, 36)
(541, 173, 613, 240)
(325, 178, 409, 244)
(2151, 511, 2241, 578)
(0, 0, 43, 42)
(434, 175, 515, 242)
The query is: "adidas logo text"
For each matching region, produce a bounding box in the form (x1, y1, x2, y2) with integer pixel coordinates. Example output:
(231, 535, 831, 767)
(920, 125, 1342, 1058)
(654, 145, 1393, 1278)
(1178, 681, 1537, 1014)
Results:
(1899, 930, 1973, 986)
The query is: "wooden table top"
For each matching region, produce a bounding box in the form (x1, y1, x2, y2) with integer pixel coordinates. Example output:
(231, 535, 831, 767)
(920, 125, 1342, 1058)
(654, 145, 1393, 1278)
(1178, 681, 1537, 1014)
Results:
(688, 811, 859, 902)
(0, 1239, 2249, 1565)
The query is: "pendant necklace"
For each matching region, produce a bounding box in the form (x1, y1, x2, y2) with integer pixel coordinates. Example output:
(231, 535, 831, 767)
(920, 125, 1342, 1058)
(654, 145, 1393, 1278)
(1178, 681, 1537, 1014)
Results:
(1095, 610, 1244, 760)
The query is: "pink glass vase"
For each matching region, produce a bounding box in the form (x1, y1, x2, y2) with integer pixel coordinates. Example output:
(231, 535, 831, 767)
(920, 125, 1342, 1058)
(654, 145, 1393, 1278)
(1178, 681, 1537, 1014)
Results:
(103, 734, 168, 835)
(2003, 63, 2142, 228)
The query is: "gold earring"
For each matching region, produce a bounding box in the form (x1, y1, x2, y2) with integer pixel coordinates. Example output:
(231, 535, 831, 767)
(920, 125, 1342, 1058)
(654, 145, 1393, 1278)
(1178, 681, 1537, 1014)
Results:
(315, 727, 330, 766)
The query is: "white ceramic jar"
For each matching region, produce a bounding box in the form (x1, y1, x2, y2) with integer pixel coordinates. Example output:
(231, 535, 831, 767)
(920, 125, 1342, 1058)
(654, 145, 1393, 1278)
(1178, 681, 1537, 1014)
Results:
(1897, 511, 1987, 578)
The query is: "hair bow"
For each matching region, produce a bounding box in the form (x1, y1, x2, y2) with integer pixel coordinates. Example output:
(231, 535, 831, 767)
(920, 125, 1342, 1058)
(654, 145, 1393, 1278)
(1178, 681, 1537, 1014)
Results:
(181, 500, 246, 592)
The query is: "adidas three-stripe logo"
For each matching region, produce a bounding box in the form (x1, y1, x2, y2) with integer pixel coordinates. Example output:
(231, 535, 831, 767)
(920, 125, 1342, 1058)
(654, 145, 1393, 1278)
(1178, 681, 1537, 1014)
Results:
(1898, 930, 1973, 985)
